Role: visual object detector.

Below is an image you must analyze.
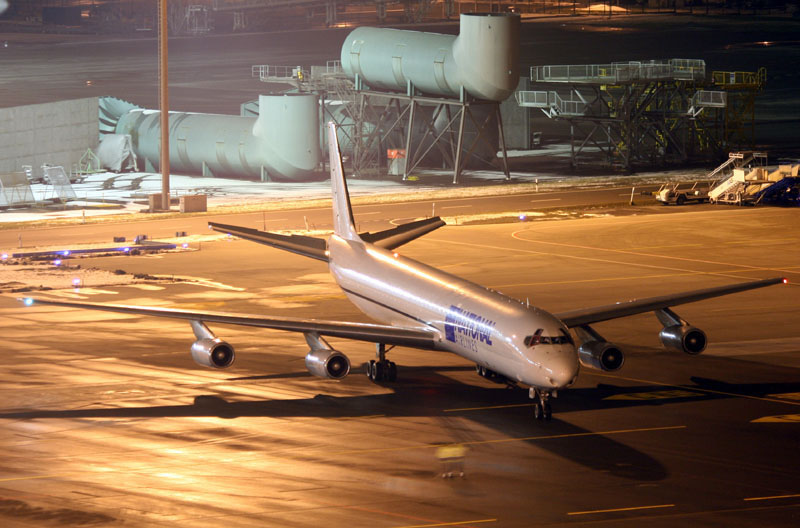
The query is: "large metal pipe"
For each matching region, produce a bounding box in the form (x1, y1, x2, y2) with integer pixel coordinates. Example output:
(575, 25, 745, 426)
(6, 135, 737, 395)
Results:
(340, 13, 520, 102)
(113, 94, 320, 181)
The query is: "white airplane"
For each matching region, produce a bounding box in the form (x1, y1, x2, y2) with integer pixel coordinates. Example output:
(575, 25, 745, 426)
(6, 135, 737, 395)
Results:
(23, 123, 786, 421)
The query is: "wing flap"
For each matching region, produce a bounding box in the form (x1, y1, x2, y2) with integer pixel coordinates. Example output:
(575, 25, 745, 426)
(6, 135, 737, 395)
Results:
(556, 277, 786, 328)
(22, 298, 439, 349)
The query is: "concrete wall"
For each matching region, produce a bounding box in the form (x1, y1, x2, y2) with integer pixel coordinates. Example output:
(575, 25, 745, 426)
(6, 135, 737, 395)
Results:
(0, 97, 99, 176)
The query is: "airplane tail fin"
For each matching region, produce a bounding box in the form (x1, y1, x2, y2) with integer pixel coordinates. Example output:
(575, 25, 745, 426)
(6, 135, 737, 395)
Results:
(327, 122, 360, 241)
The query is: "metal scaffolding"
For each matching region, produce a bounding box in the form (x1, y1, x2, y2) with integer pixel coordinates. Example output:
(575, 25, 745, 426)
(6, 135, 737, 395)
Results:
(518, 59, 739, 170)
(342, 88, 510, 184)
(707, 67, 767, 151)
(254, 61, 511, 183)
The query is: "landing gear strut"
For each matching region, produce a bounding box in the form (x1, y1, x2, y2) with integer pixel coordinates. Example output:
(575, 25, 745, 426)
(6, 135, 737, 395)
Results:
(529, 387, 553, 421)
(367, 343, 397, 382)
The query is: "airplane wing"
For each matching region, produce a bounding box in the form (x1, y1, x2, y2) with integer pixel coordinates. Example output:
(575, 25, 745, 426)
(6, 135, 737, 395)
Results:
(555, 277, 786, 328)
(209, 217, 445, 261)
(21, 298, 440, 349)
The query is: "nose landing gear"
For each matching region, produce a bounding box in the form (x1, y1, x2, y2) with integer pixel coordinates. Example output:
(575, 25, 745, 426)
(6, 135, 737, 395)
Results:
(530, 387, 553, 421)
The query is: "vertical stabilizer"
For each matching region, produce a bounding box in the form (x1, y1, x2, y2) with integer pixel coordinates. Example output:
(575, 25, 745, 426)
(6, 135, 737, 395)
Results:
(327, 122, 360, 240)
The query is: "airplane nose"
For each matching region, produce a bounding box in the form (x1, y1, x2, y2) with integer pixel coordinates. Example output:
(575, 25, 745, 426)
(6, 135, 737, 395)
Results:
(546, 349, 580, 388)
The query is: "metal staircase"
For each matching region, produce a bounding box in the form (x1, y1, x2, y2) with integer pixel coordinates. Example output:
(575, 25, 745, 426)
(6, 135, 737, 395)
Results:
(709, 156, 799, 206)
(515, 90, 588, 117)
(707, 151, 768, 202)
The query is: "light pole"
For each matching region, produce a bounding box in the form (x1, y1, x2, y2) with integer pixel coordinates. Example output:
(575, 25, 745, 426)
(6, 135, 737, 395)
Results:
(159, 0, 170, 211)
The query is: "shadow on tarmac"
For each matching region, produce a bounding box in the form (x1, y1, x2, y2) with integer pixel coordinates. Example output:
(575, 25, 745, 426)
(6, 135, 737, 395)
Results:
(21, 368, 786, 482)
(6, 357, 799, 481)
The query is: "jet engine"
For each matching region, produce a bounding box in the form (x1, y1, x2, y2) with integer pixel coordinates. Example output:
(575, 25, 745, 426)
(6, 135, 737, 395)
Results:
(305, 349, 351, 379)
(578, 341, 625, 372)
(659, 325, 707, 355)
(191, 338, 235, 368)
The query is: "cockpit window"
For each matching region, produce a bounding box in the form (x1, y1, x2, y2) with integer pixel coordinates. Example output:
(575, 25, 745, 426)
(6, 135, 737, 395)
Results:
(524, 328, 574, 347)
(524, 329, 543, 347)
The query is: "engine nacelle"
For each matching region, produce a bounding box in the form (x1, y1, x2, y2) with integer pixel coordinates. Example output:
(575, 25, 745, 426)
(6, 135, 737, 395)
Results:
(659, 325, 707, 355)
(191, 338, 235, 369)
(578, 341, 625, 372)
(305, 349, 351, 379)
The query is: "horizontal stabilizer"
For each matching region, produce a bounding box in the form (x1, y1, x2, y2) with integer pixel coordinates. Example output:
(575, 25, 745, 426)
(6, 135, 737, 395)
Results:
(209, 222, 328, 261)
(361, 217, 446, 250)
(210, 216, 445, 261)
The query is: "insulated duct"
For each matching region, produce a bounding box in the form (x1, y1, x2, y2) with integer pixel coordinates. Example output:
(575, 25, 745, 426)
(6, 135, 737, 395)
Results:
(101, 94, 320, 181)
(341, 13, 520, 102)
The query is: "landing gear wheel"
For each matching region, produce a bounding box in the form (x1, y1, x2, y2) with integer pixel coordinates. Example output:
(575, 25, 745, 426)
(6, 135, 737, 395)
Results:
(367, 360, 377, 381)
(676, 194, 686, 206)
(530, 388, 554, 422)
(370, 344, 397, 383)
(368, 359, 396, 382)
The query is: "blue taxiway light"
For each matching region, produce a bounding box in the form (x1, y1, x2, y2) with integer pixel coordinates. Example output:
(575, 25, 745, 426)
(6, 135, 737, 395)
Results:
(24, 298, 33, 306)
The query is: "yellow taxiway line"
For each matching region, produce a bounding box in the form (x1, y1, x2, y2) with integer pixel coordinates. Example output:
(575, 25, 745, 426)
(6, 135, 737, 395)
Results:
(568, 504, 675, 516)
(395, 520, 496, 528)
(444, 403, 532, 412)
(744, 494, 800, 502)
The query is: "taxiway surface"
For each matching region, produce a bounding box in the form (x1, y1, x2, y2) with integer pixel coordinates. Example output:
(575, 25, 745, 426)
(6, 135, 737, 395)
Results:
(0, 183, 660, 249)
(1, 205, 798, 527)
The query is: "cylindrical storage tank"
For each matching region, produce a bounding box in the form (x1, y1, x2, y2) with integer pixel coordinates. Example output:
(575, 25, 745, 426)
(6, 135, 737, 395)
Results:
(115, 93, 320, 181)
(453, 13, 520, 103)
(253, 94, 321, 178)
(340, 13, 519, 102)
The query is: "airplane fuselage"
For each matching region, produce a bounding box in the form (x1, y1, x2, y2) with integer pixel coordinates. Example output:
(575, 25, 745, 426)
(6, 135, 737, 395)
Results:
(328, 234, 580, 390)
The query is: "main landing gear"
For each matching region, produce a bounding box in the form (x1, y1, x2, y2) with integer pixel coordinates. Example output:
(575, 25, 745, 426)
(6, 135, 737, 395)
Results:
(529, 387, 553, 421)
(367, 343, 397, 382)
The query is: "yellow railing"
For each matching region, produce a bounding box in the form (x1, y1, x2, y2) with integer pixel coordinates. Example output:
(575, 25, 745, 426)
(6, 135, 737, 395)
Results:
(712, 67, 766, 88)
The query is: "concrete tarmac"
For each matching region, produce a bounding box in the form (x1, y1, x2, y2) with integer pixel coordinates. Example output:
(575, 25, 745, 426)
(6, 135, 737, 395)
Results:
(0, 183, 661, 249)
(0, 205, 798, 527)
